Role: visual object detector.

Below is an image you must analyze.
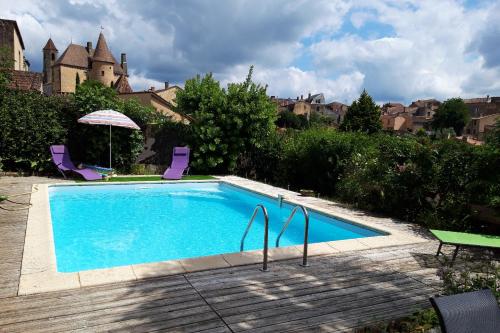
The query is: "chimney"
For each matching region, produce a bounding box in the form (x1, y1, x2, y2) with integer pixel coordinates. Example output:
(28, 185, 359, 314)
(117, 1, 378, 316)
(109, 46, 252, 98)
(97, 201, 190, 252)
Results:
(296, 96, 299, 100)
(164, 81, 169, 89)
(86, 42, 93, 53)
(300, 94, 303, 100)
(270, 95, 275, 99)
(150, 86, 155, 92)
(121, 53, 128, 75)
(308, 92, 311, 99)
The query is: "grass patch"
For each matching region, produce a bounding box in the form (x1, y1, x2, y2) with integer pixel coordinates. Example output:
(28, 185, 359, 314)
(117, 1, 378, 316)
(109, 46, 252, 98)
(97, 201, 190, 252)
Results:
(76, 175, 215, 182)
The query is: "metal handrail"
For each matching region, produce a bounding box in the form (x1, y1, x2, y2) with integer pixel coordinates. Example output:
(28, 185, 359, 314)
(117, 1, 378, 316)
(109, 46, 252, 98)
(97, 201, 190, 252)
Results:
(240, 204, 270, 272)
(276, 205, 310, 267)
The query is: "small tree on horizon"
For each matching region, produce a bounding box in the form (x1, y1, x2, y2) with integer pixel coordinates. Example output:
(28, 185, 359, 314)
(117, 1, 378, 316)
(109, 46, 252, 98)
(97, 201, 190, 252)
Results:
(432, 98, 470, 136)
(340, 89, 381, 134)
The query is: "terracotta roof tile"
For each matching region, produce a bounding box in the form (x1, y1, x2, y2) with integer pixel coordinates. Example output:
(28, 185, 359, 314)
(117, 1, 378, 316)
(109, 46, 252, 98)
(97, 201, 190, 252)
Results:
(6, 70, 42, 91)
(92, 32, 115, 63)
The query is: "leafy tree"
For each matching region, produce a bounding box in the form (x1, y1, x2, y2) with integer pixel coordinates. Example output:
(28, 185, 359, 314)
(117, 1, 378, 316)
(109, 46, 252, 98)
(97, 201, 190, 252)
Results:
(68, 80, 161, 172)
(176, 66, 276, 173)
(432, 98, 470, 136)
(0, 90, 71, 172)
(340, 89, 381, 133)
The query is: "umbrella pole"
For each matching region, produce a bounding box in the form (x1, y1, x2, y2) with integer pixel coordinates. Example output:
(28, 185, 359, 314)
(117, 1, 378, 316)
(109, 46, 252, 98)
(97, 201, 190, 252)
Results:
(109, 125, 112, 170)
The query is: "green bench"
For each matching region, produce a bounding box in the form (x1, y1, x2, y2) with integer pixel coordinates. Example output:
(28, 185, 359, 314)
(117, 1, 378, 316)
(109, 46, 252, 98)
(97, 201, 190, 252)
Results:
(430, 229, 500, 264)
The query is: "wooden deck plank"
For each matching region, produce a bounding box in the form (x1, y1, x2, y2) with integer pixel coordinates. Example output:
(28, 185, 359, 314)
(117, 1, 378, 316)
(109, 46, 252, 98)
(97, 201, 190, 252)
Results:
(0, 176, 461, 333)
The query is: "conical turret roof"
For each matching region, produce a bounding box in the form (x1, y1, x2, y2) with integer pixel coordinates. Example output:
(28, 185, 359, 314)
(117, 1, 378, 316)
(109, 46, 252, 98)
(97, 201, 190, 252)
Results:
(92, 32, 114, 63)
(43, 38, 57, 51)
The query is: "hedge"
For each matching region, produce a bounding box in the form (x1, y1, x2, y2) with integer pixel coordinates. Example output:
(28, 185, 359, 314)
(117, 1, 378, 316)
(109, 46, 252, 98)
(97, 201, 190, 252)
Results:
(235, 128, 500, 231)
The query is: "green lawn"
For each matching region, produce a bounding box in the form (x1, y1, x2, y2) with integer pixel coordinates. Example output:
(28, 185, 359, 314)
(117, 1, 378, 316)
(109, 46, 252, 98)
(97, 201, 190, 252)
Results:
(77, 175, 215, 182)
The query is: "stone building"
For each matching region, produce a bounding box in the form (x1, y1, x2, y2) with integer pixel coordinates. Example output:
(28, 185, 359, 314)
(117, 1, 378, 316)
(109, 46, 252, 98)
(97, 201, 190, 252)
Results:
(0, 19, 29, 71)
(118, 83, 189, 124)
(42, 32, 131, 95)
(464, 114, 500, 140)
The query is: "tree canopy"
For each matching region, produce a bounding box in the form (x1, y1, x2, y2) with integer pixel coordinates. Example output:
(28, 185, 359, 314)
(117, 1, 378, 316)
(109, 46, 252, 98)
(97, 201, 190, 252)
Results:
(176, 66, 277, 173)
(432, 98, 470, 136)
(340, 89, 381, 134)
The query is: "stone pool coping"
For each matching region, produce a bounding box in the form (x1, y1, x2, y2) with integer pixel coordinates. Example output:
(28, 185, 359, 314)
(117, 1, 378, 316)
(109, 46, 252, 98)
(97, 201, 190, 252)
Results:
(19, 177, 427, 295)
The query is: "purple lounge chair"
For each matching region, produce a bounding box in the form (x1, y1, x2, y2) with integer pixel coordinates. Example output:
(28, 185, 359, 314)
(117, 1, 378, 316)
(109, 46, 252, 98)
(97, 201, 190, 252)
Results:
(50, 145, 102, 181)
(162, 147, 190, 180)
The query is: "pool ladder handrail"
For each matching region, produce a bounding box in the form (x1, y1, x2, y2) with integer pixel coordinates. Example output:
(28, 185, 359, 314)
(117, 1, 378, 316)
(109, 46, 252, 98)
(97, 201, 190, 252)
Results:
(276, 205, 310, 267)
(240, 204, 269, 272)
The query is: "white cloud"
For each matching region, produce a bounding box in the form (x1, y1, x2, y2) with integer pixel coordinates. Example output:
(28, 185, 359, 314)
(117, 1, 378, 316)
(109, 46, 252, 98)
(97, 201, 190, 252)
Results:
(1, 0, 499, 103)
(309, 0, 497, 102)
(217, 65, 364, 104)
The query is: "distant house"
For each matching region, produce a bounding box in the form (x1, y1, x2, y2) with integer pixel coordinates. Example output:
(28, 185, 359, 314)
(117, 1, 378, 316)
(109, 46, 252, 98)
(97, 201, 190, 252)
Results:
(154, 83, 182, 107)
(407, 99, 440, 132)
(380, 102, 415, 132)
(0, 19, 29, 71)
(321, 102, 348, 125)
(464, 114, 499, 140)
(42, 32, 131, 95)
(118, 83, 189, 124)
(271, 95, 312, 119)
(464, 96, 500, 118)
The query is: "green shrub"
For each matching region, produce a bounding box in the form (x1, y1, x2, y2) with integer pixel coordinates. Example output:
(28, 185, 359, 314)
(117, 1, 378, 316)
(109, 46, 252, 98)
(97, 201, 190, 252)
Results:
(0, 81, 169, 174)
(0, 89, 72, 173)
(176, 67, 276, 173)
(241, 127, 499, 231)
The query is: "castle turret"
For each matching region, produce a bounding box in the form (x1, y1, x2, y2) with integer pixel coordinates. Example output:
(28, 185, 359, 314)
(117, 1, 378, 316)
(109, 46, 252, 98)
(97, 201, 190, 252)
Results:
(42, 38, 58, 84)
(90, 32, 115, 87)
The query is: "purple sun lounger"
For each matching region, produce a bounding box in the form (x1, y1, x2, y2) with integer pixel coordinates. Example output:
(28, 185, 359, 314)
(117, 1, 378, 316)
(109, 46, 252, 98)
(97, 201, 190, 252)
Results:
(162, 147, 190, 180)
(50, 145, 102, 181)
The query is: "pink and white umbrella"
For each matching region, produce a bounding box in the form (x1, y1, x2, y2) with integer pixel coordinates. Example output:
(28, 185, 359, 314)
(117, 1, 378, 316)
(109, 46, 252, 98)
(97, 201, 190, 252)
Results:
(78, 109, 140, 169)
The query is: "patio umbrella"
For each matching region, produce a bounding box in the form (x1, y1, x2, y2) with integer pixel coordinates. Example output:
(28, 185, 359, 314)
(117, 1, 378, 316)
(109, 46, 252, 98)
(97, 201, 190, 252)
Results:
(77, 109, 140, 169)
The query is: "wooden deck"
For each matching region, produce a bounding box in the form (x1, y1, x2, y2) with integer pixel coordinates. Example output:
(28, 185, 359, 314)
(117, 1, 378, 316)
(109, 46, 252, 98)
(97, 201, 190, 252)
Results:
(0, 176, 454, 332)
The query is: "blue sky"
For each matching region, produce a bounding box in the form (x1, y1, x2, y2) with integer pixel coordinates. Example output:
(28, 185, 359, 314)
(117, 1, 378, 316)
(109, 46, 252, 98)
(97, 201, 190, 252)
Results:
(1, 0, 499, 104)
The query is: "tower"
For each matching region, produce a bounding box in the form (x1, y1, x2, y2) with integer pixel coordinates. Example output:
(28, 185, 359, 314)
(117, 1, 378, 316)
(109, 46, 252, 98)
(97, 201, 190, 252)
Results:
(90, 32, 115, 87)
(42, 38, 57, 84)
(42, 38, 58, 95)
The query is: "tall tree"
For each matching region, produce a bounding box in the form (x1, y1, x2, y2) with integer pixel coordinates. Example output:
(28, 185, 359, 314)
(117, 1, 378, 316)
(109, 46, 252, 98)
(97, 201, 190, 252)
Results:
(340, 89, 381, 133)
(432, 98, 470, 136)
(176, 66, 276, 172)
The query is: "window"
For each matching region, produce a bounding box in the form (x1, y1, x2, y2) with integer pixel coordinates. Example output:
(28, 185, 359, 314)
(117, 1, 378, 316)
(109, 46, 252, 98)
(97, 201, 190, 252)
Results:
(51, 54, 55, 61)
(18, 51, 21, 69)
(110, 81, 114, 87)
(101, 71, 105, 76)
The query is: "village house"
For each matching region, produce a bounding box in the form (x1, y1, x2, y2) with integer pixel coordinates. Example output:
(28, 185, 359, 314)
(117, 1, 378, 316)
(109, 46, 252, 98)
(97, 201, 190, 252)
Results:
(118, 83, 190, 124)
(464, 114, 500, 140)
(42, 32, 132, 95)
(272, 95, 312, 119)
(271, 92, 346, 124)
(463, 96, 500, 140)
(0, 19, 42, 92)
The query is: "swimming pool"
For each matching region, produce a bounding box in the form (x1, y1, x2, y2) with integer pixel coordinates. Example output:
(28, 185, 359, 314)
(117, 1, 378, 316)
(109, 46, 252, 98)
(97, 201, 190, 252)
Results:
(49, 182, 383, 272)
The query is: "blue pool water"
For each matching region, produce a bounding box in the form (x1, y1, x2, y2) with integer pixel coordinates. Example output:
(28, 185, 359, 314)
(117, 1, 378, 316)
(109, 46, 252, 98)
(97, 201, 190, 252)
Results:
(49, 182, 382, 272)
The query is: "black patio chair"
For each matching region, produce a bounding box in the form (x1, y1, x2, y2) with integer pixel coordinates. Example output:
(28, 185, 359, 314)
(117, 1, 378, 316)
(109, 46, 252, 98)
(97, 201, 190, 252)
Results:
(430, 289, 500, 333)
